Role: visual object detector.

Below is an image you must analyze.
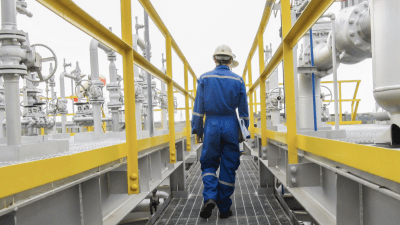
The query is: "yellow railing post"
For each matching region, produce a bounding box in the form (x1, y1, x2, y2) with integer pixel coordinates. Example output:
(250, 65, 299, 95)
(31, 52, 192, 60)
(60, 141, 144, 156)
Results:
(166, 35, 176, 163)
(41, 128, 45, 135)
(247, 60, 255, 139)
(193, 74, 197, 144)
(339, 82, 343, 121)
(121, 0, 139, 194)
(184, 62, 191, 151)
(282, 0, 298, 164)
(258, 33, 267, 147)
(249, 90, 255, 139)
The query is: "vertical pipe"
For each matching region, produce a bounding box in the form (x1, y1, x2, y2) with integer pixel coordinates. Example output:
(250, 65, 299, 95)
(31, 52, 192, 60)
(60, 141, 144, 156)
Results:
(71, 79, 74, 113)
(0, 108, 4, 138)
(1, 0, 17, 30)
(282, 0, 298, 164)
(258, 33, 267, 147)
(0, 76, 4, 138)
(309, 29, 317, 131)
(144, 11, 154, 137)
(184, 62, 191, 151)
(89, 40, 103, 135)
(121, 0, 139, 194)
(166, 35, 176, 164)
(4, 75, 21, 145)
(132, 34, 143, 134)
(331, 16, 339, 130)
(109, 57, 120, 132)
(61, 114, 67, 134)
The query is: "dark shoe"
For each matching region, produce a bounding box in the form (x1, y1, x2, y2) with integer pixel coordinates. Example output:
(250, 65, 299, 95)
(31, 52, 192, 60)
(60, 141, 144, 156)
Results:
(200, 199, 216, 219)
(219, 210, 233, 219)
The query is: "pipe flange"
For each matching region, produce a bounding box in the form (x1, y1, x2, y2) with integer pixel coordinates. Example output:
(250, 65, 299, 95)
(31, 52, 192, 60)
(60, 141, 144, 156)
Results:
(0, 64, 28, 75)
(0, 30, 27, 42)
(334, 2, 371, 64)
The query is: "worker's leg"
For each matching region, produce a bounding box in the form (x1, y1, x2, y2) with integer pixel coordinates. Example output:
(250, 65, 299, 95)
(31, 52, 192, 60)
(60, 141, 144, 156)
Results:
(200, 118, 221, 202)
(217, 117, 240, 213)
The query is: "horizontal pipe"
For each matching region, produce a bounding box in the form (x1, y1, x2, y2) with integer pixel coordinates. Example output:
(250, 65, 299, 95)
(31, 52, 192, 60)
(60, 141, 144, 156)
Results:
(73, 117, 94, 122)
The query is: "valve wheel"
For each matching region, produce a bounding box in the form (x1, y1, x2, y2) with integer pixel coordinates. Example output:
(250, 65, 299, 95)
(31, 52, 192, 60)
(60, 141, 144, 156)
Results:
(320, 85, 333, 106)
(268, 87, 285, 110)
(25, 44, 58, 83)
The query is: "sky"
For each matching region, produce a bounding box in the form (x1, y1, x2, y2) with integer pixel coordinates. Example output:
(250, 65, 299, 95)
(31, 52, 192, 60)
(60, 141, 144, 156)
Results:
(4, 0, 376, 123)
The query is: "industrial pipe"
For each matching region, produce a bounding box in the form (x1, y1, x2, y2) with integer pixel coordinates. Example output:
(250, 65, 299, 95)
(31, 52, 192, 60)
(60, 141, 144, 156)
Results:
(89, 39, 110, 134)
(1, 0, 17, 30)
(144, 11, 154, 137)
(0, 76, 5, 138)
(371, 0, 400, 127)
(330, 15, 340, 131)
(60, 71, 74, 134)
(373, 112, 390, 121)
(4, 75, 21, 145)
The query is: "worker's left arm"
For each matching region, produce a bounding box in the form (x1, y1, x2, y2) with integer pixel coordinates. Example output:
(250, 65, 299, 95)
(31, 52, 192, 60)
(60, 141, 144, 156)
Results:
(238, 78, 250, 128)
(191, 78, 205, 137)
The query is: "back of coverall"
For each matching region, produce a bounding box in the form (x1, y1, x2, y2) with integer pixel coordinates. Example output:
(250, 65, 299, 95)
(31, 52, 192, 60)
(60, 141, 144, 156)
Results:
(191, 65, 249, 213)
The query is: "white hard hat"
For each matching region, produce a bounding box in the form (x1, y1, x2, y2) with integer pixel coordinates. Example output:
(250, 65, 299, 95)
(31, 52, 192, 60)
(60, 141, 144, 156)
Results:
(213, 45, 234, 59)
(231, 54, 239, 68)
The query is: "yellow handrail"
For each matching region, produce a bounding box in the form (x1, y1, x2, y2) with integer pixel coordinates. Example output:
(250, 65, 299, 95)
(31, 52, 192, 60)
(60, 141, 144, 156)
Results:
(0, 0, 198, 198)
(243, 0, 400, 187)
(322, 80, 362, 124)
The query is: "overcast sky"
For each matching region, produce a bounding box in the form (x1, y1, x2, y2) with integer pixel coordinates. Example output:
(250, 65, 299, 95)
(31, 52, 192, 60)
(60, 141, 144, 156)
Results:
(7, 0, 375, 122)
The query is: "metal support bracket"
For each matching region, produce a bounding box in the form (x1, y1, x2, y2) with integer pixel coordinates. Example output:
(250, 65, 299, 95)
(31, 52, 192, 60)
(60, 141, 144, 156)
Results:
(287, 163, 321, 188)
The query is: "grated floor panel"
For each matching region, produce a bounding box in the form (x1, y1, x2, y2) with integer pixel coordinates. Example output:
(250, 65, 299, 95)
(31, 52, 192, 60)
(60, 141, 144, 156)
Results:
(155, 159, 292, 225)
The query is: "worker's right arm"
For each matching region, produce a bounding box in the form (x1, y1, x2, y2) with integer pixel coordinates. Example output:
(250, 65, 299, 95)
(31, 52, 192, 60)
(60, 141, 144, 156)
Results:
(191, 78, 205, 137)
(238, 78, 250, 128)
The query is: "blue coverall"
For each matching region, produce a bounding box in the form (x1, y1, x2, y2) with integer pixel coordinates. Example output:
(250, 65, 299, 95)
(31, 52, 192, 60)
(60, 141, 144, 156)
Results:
(191, 65, 249, 213)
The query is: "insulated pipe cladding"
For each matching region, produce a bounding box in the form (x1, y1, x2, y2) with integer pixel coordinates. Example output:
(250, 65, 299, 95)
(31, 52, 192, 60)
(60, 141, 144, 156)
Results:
(371, 0, 400, 127)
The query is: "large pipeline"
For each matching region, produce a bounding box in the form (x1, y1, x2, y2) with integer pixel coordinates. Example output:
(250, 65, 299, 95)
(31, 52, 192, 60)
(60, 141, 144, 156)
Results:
(371, 0, 400, 127)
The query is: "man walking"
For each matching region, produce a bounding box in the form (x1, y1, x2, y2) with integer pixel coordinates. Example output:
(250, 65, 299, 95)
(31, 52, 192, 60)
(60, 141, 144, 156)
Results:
(191, 45, 249, 219)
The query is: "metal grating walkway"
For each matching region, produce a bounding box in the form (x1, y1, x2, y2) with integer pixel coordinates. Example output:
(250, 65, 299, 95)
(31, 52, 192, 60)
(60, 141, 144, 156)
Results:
(155, 159, 292, 225)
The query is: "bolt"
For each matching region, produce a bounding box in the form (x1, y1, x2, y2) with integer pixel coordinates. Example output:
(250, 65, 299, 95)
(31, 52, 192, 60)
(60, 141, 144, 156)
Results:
(171, 157, 176, 161)
(130, 173, 138, 180)
(130, 184, 138, 191)
(354, 9, 359, 14)
(356, 41, 362, 46)
(290, 167, 297, 173)
(366, 46, 371, 51)
(171, 151, 175, 156)
(349, 31, 356, 37)
(291, 178, 297, 185)
(349, 19, 355, 24)
(364, 2, 369, 7)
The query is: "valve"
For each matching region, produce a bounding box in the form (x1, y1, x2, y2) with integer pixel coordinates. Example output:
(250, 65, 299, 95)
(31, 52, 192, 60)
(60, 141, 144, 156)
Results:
(267, 87, 285, 110)
(25, 44, 58, 83)
(320, 85, 333, 122)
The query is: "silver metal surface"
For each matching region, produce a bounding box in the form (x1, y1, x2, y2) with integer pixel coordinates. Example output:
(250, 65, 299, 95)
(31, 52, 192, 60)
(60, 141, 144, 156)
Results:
(371, 0, 400, 126)
(144, 11, 154, 137)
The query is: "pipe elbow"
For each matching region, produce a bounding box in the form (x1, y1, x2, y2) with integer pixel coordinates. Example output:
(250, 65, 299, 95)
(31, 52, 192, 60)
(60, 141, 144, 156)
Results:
(90, 39, 99, 52)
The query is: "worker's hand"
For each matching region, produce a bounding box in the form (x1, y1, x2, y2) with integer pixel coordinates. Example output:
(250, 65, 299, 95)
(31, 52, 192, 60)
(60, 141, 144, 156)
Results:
(197, 134, 203, 143)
